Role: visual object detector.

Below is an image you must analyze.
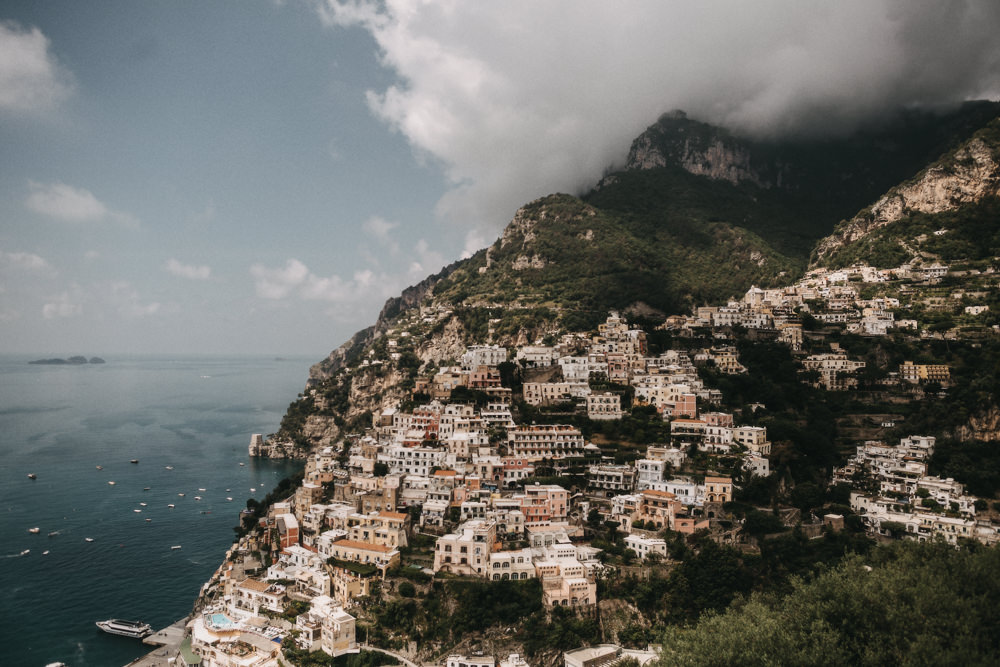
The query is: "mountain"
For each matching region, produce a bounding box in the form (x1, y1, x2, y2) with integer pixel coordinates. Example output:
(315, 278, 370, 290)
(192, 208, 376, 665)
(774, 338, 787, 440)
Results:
(812, 116, 1000, 269)
(290, 103, 1000, 450)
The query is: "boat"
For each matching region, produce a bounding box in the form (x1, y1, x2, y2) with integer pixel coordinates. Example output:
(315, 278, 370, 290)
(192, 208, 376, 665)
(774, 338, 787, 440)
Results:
(143, 487, 150, 491)
(250, 488, 256, 492)
(42, 550, 50, 555)
(96, 465, 103, 470)
(165, 466, 173, 470)
(194, 496, 202, 500)
(178, 493, 185, 497)
(28, 473, 37, 480)
(140, 502, 147, 506)
(48, 531, 59, 537)
(198, 488, 206, 491)
(108, 481, 116, 486)
(239, 462, 245, 466)
(133, 509, 141, 513)
(85, 538, 94, 542)
(95, 618, 153, 639)
(226, 497, 233, 501)
(171, 545, 182, 550)
(145, 518, 151, 522)
(28, 527, 40, 534)
(167, 504, 175, 508)
(130, 459, 139, 464)
(20, 549, 30, 556)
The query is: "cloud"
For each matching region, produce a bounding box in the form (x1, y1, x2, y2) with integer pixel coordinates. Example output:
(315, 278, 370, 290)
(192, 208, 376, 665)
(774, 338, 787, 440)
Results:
(107, 281, 161, 318)
(25, 181, 138, 226)
(165, 258, 212, 280)
(250, 258, 408, 311)
(0, 21, 74, 114)
(316, 0, 1000, 242)
(0, 249, 53, 274)
(42, 291, 82, 319)
(361, 215, 401, 257)
(362, 215, 399, 241)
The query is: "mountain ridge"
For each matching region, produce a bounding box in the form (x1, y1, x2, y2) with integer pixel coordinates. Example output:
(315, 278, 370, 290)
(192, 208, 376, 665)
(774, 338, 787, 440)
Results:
(298, 102, 1000, 431)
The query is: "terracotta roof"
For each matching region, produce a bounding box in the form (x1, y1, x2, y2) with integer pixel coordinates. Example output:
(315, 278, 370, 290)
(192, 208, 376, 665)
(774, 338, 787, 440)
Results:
(378, 510, 408, 521)
(331, 539, 394, 554)
(705, 476, 732, 484)
(238, 578, 272, 592)
(642, 489, 677, 499)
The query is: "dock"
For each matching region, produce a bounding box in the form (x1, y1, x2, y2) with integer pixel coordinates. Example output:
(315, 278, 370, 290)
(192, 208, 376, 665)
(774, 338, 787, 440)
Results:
(124, 616, 189, 666)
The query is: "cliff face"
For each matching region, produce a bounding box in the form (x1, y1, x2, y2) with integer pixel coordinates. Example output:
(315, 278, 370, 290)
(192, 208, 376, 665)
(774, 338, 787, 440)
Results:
(624, 110, 774, 187)
(812, 130, 1000, 263)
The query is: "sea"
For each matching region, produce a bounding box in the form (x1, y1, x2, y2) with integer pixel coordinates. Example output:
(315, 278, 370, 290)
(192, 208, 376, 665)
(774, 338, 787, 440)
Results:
(0, 354, 317, 667)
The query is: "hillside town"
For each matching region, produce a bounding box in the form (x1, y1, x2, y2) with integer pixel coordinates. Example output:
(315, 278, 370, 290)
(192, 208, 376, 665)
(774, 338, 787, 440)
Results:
(182, 295, 999, 666)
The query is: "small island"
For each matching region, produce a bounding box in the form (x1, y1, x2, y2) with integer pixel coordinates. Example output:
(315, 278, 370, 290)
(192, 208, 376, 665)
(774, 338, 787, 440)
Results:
(29, 356, 106, 365)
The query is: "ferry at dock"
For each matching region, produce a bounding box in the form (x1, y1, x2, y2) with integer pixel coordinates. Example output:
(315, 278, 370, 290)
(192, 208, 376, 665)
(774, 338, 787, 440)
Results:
(95, 618, 152, 639)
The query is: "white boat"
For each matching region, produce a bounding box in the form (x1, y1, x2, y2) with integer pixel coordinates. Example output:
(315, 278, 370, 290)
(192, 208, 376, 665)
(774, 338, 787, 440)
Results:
(96, 465, 103, 470)
(42, 550, 50, 555)
(178, 493, 185, 496)
(165, 466, 173, 470)
(226, 497, 233, 501)
(20, 549, 29, 556)
(171, 545, 182, 550)
(239, 462, 245, 466)
(133, 509, 141, 513)
(194, 496, 202, 500)
(145, 518, 151, 522)
(85, 538, 94, 542)
(198, 488, 206, 492)
(28, 527, 40, 534)
(28, 473, 37, 479)
(108, 481, 116, 486)
(140, 502, 147, 506)
(96, 618, 152, 639)
(250, 488, 256, 492)
(167, 504, 175, 508)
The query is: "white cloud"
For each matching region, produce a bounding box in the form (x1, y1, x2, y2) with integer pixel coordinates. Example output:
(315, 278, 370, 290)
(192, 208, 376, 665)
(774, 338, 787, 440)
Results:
(0, 249, 53, 274)
(250, 258, 406, 310)
(362, 215, 399, 241)
(25, 181, 138, 226)
(317, 0, 1000, 242)
(107, 281, 161, 318)
(42, 291, 82, 319)
(361, 215, 401, 257)
(250, 258, 311, 299)
(0, 21, 74, 114)
(165, 258, 212, 280)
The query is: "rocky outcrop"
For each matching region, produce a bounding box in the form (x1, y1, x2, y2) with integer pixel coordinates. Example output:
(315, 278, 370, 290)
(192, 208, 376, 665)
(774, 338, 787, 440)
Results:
(624, 110, 773, 187)
(813, 136, 1000, 263)
(953, 406, 1000, 442)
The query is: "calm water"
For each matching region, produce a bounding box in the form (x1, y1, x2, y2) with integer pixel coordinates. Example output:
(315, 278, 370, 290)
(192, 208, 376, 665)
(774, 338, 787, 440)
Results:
(0, 355, 315, 667)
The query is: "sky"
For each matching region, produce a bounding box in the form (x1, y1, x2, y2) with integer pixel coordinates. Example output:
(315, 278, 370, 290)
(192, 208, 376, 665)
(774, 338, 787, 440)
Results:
(2, 1, 999, 357)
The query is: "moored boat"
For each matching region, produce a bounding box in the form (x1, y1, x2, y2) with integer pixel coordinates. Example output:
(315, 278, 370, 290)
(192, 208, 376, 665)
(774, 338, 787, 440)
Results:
(28, 473, 37, 479)
(28, 527, 40, 534)
(95, 618, 152, 638)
